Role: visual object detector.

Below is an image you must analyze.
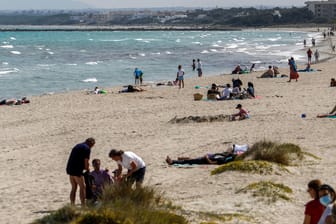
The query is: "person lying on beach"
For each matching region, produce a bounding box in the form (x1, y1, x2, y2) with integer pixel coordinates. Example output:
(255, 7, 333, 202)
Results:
(230, 104, 250, 121)
(330, 78, 336, 87)
(0, 97, 30, 106)
(298, 63, 314, 72)
(91, 86, 107, 94)
(165, 152, 236, 166)
(118, 85, 145, 93)
(317, 105, 336, 118)
(258, 66, 274, 78)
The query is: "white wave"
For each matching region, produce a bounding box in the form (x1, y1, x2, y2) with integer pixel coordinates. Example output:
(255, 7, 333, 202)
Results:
(48, 52, 54, 55)
(1, 45, 14, 49)
(85, 61, 98, 65)
(212, 44, 220, 47)
(0, 68, 19, 75)
(2, 62, 8, 65)
(165, 51, 172, 54)
(38, 47, 44, 50)
(236, 48, 247, 52)
(82, 78, 98, 83)
(46, 48, 50, 51)
(66, 63, 77, 66)
(217, 40, 222, 43)
(192, 41, 202, 45)
(10, 51, 21, 55)
(110, 38, 128, 42)
(268, 37, 281, 41)
(2, 41, 9, 44)
(80, 50, 87, 52)
(233, 38, 244, 42)
(89, 38, 94, 41)
(151, 52, 161, 55)
(176, 39, 181, 43)
(129, 55, 137, 59)
(226, 44, 238, 49)
(255, 45, 271, 50)
(201, 50, 209, 54)
(210, 49, 217, 52)
(250, 61, 262, 64)
(37, 64, 55, 67)
(10, 37, 16, 40)
(138, 53, 146, 57)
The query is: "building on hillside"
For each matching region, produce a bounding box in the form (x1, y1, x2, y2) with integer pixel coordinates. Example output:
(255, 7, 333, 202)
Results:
(305, 0, 336, 18)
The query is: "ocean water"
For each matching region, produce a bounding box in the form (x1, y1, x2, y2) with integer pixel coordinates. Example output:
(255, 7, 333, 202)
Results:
(0, 30, 320, 98)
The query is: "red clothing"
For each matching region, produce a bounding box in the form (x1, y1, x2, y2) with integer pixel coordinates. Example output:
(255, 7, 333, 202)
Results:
(304, 199, 325, 224)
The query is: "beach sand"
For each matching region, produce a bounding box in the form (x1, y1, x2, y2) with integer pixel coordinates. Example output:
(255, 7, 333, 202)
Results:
(0, 34, 335, 224)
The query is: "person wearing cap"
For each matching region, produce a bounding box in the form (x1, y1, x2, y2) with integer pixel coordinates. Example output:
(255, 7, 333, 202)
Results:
(66, 137, 95, 206)
(230, 104, 249, 121)
(303, 179, 325, 224)
(318, 184, 336, 224)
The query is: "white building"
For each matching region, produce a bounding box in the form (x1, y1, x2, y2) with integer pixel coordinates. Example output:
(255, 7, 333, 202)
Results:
(305, 0, 336, 18)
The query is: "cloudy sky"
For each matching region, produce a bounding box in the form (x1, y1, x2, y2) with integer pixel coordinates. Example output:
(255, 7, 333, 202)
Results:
(1, 0, 308, 10)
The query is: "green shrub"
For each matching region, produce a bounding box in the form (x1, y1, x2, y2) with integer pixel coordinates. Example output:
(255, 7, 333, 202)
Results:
(237, 140, 304, 166)
(211, 160, 288, 175)
(33, 183, 187, 224)
(236, 181, 292, 203)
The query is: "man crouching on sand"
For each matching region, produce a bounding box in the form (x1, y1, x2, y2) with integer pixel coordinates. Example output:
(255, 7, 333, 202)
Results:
(66, 137, 95, 206)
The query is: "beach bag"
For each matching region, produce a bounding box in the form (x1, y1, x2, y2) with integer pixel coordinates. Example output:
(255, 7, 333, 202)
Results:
(194, 93, 203, 101)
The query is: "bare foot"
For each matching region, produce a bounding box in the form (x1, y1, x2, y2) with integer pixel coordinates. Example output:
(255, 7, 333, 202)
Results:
(166, 156, 173, 165)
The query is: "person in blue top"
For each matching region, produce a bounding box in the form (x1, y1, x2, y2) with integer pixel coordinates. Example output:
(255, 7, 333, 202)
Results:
(66, 137, 95, 206)
(134, 68, 143, 85)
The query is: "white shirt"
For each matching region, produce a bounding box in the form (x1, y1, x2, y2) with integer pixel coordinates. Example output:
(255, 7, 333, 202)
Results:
(177, 69, 184, 77)
(222, 87, 232, 98)
(318, 203, 333, 224)
(197, 61, 202, 69)
(118, 151, 145, 170)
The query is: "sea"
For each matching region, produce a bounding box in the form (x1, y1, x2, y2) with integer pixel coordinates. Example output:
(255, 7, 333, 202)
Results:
(0, 30, 321, 98)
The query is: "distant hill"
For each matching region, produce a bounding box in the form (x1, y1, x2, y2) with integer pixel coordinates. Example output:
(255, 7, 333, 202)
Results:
(1, 0, 92, 10)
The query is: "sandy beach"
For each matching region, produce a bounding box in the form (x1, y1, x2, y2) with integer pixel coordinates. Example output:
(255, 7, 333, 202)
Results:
(0, 31, 335, 224)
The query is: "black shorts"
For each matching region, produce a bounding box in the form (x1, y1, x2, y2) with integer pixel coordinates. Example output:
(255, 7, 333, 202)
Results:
(130, 167, 146, 183)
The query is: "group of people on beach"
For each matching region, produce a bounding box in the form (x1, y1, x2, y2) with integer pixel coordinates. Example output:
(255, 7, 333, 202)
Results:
(304, 179, 336, 224)
(206, 79, 255, 101)
(66, 138, 146, 206)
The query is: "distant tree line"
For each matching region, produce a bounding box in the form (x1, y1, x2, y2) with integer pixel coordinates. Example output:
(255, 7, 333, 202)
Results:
(0, 7, 331, 27)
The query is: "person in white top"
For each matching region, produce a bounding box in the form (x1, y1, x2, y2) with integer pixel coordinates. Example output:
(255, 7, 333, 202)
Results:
(197, 58, 203, 77)
(109, 149, 146, 188)
(219, 83, 232, 100)
(318, 184, 336, 224)
(176, 65, 185, 89)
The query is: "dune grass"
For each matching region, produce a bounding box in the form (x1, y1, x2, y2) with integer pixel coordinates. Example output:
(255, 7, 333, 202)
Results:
(237, 140, 304, 166)
(236, 181, 293, 203)
(32, 182, 187, 224)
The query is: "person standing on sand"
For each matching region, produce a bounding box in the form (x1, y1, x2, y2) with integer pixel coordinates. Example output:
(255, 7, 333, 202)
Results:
(109, 149, 146, 188)
(288, 57, 299, 82)
(197, 58, 203, 77)
(134, 68, 143, 86)
(176, 65, 185, 89)
(314, 49, 320, 63)
(192, 59, 196, 71)
(303, 179, 325, 224)
(66, 137, 95, 206)
(307, 48, 313, 64)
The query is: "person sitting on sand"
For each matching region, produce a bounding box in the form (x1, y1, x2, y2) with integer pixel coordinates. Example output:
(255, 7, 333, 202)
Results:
(166, 151, 236, 166)
(246, 82, 255, 98)
(230, 104, 249, 121)
(0, 97, 30, 106)
(273, 66, 280, 77)
(207, 83, 221, 100)
(330, 78, 336, 87)
(259, 66, 274, 78)
(219, 83, 232, 100)
(90, 159, 113, 197)
(232, 64, 242, 74)
(317, 105, 336, 118)
(118, 85, 145, 93)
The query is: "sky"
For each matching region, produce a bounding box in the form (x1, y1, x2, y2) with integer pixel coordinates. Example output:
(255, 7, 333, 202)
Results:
(1, 0, 308, 10)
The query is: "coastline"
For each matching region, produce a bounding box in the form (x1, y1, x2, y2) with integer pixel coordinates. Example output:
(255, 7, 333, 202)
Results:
(1, 27, 336, 224)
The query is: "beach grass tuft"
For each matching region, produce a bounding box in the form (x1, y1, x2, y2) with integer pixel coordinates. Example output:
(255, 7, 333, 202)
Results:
(236, 181, 293, 203)
(32, 182, 187, 224)
(236, 140, 304, 166)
